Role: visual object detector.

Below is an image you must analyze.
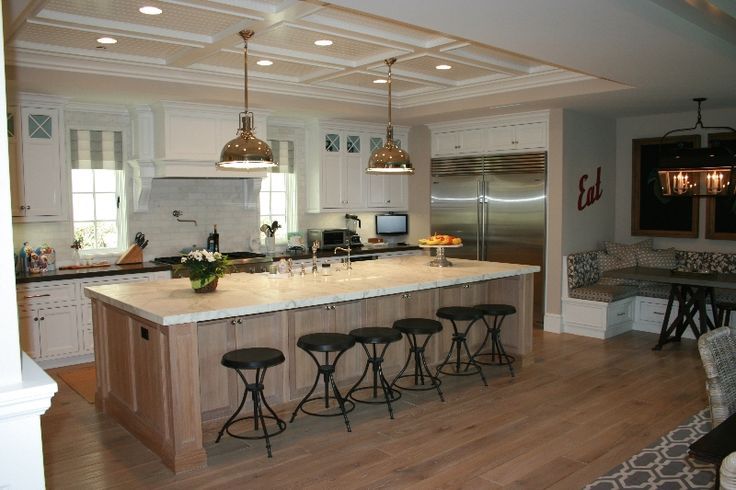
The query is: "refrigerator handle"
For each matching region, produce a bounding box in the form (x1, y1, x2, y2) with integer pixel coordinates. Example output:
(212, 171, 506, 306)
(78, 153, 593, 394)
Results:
(476, 180, 482, 261)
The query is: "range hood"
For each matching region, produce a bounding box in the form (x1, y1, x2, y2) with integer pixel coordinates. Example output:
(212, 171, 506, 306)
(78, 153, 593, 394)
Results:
(128, 102, 270, 211)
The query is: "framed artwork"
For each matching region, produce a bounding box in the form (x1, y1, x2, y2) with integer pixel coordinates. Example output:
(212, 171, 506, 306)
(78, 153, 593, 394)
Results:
(631, 135, 700, 238)
(706, 132, 736, 240)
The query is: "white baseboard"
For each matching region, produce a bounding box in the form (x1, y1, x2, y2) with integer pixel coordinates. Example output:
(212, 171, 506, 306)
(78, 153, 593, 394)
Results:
(36, 353, 94, 369)
(544, 313, 562, 333)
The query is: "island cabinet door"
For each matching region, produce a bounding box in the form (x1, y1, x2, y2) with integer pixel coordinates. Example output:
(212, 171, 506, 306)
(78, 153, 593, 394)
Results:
(197, 312, 288, 423)
(288, 301, 364, 399)
(436, 282, 489, 362)
(364, 289, 438, 376)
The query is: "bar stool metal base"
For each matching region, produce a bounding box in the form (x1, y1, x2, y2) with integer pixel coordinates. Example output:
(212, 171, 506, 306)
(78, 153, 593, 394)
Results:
(435, 307, 488, 387)
(472, 304, 516, 377)
(347, 330, 403, 419)
(215, 348, 286, 458)
(290, 333, 356, 432)
(391, 318, 445, 402)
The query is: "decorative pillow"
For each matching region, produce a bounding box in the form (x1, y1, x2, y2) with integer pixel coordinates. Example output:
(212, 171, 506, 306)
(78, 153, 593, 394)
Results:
(636, 247, 678, 269)
(603, 238, 653, 260)
(597, 253, 638, 286)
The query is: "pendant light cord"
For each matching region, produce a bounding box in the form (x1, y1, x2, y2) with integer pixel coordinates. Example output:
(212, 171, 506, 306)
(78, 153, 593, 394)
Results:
(239, 30, 254, 115)
(385, 57, 396, 142)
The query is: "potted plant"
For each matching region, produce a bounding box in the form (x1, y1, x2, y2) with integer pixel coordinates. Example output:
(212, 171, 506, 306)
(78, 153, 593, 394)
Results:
(180, 249, 230, 293)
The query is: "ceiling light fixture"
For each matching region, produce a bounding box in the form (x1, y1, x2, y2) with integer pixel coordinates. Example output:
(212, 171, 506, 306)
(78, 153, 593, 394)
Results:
(366, 58, 413, 175)
(216, 30, 276, 171)
(657, 98, 736, 197)
(256, 59, 273, 66)
(96, 37, 117, 44)
(314, 39, 333, 46)
(139, 6, 162, 15)
(373, 79, 387, 84)
(435, 64, 452, 70)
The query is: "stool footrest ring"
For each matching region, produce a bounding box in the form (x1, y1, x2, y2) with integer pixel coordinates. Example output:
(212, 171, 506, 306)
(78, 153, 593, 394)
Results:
(392, 373, 443, 392)
(348, 386, 402, 405)
(221, 415, 286, 441)
(296, 396, 355, 418)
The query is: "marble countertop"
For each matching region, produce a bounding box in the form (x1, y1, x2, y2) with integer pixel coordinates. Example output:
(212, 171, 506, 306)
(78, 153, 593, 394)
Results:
(85, 256, 540, 326)
(16, 261, 171, 284)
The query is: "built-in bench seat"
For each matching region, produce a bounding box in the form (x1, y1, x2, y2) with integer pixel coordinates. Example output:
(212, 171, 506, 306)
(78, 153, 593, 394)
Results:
(561, 243, 736, 339)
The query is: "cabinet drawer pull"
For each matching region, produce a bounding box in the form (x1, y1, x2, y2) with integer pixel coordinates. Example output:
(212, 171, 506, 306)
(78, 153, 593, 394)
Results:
(462, 284, 470, 289)
(616, 312, 626, 317)
(24, 293, 51, 299)
(653, 311, 664, 316)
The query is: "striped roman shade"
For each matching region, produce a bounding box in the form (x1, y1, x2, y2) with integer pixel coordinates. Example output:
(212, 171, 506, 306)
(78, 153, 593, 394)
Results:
(268, 139, 294, 173)
(70, 130, 123, 170)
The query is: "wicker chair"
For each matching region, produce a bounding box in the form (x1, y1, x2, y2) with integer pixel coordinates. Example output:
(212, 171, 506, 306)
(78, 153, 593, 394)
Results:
(697, 325, 736, 428)
(723, 452, 736, 490)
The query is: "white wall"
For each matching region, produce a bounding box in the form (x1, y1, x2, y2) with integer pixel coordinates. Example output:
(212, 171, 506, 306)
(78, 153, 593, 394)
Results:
(562, 110, 617, 254)
(615, 107, 736, 253)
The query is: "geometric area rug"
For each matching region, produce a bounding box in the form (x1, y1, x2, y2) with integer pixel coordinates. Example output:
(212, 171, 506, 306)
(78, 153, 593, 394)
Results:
(584, 409, 715, 489)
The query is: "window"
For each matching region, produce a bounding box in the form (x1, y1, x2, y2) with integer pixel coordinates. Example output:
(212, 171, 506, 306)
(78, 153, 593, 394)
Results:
(260, 139, 296, 241)
(70, 130, 125, 251)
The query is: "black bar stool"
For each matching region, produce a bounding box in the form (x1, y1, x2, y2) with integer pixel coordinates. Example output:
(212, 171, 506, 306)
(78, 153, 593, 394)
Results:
(435, 306, 488, 386)
(347, 327, 403, 419)
(472, 303, 516, 377)
(290, 332, 356, 432)
(215, 347, 287, 458)
(391, 318, 445, 402)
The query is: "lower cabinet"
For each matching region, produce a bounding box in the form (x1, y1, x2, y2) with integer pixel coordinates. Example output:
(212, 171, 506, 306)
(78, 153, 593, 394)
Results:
(18, 304, 79, 359)
(16, 270, 170, 367)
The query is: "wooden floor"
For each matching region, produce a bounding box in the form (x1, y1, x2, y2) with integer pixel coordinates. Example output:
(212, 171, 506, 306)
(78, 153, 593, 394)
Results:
(43, 330, 708, 489)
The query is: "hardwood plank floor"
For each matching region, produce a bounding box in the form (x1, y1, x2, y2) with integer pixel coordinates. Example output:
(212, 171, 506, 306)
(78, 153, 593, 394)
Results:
(42, 330, 708, 489)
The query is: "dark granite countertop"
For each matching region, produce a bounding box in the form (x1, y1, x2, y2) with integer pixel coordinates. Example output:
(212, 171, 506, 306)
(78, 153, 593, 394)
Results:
(16, 262, 171, 284)
(270, 244, 421, 261)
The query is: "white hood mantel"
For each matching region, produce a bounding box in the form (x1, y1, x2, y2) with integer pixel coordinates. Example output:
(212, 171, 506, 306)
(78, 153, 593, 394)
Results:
(128, 102, 269, 211)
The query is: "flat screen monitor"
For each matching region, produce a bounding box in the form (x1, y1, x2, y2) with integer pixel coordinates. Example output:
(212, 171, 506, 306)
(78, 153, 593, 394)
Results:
(375, 213, 408, 235)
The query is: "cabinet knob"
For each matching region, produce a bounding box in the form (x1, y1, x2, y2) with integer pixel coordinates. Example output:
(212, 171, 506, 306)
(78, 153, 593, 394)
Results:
(230, 319, 236, 325)
(40, 316, 45, 321)
(20, 205, 26, 210)
(237, 319, 242, 324)
(386, 200, 391, 203)
(33, 317, 38, 322)
(462, 284, 470, 289)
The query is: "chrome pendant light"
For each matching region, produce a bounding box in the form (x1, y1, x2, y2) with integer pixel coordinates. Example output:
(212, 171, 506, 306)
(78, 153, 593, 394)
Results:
(216, 30, 276, 170)
(366, 58, 414, 175)
(657, 98, 736, 197)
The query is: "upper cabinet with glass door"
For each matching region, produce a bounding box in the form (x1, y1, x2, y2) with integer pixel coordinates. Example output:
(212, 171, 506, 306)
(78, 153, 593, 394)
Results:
(305, 121, 409, 213)
(8, 97, 67, 222)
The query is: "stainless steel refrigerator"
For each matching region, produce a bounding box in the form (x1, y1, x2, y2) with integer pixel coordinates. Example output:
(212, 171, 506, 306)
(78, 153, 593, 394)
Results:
(430, 153, 546, 327)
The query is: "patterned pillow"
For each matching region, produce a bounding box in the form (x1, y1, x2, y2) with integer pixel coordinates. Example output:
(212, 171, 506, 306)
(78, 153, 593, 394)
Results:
(603, 239, 653, 261)
(636, 248, 678, 269)
(598, 253, 638, 286)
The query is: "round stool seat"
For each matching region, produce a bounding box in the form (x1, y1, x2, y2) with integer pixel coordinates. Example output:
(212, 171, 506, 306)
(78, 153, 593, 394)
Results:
(436, 306, 483, 321)
(350, 326, 402, 344)
(393, 318, 443, 335)
(474, 304, 516, 316)
(221, 347, 285, 370)
(297, 332, 355, 352)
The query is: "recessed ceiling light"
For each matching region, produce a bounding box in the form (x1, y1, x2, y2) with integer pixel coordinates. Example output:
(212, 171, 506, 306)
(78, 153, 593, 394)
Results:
(257, 60, 273, 66)
(139, 6, 162, 15)
(97, 37, 117, 44)
(314, 39, 333, 47)
(435, 64, 452, 70)
(373, 79, 387, 84)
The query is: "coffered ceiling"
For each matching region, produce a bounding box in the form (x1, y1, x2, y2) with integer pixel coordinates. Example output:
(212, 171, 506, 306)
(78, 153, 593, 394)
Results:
(6, 0, 735, 123)
(2, 0, 624, 123)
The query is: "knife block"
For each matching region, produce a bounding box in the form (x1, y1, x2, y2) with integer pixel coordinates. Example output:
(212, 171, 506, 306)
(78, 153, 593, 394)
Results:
(116, 244, 144, 264)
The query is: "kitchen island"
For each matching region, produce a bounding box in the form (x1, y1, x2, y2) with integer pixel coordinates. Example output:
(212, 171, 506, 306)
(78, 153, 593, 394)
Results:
(86, 255, 539, 473)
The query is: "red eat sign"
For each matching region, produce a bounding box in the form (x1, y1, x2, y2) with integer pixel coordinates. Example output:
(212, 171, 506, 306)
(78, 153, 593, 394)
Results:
(578, 166, 602, 211)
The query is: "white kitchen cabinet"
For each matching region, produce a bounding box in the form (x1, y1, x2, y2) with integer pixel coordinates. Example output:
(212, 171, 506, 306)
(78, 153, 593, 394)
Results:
(431, 128, 485, 157)
(9, 102, 66, 221)
(429, 112, 549, 158)
(487, 121, 547, 152)
(307, 123, 409, 212)
(16, 270, 171, 367)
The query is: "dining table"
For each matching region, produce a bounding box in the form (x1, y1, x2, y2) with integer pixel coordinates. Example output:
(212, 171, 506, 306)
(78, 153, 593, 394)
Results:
(603, 266, 736, 350)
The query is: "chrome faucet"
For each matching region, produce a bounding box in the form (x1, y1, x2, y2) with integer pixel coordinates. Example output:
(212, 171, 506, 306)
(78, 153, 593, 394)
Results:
(311, 241, 320, 275)
(334, 244, 352, 270)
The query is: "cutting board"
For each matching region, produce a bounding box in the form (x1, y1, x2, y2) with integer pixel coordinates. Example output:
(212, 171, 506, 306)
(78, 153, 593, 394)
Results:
(116, 244, 144, 264)
(58, 262, 111, 270)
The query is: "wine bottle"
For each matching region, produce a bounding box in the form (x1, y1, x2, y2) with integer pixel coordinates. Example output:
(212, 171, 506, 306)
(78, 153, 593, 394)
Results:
(213, 225, 219, 252)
